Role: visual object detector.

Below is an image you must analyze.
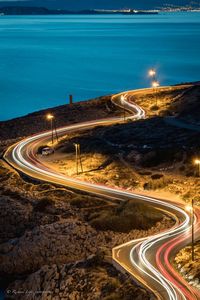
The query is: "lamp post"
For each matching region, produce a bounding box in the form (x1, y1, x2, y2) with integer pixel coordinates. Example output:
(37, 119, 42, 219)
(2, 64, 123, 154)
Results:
(46, 114, 58, 145)
(78, 143, 83, 173)
(53, 118, 59, 143)
(148, 68, 160, 108)
(194, 159, 200, 177)
(74, 143, 79, 175)
(186, 199, 195, 261)
(152, 80, 160, 107)
(73, 143, 83, 175)
(191, 199, 195, 262)
(46, 114, 54, 145)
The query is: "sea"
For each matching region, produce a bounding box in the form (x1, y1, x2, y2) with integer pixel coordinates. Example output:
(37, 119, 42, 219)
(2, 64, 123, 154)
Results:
(0, 12, 200, 121)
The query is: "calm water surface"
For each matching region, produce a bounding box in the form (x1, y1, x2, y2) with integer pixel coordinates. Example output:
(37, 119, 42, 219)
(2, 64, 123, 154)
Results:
(0, 13, 200, 120)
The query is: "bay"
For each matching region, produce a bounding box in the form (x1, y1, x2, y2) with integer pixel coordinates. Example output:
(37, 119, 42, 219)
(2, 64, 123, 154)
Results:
(0, 12, 200, 120)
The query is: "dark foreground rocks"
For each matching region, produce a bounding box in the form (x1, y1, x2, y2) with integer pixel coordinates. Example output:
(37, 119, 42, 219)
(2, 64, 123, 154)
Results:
(7, 255, 153, 300)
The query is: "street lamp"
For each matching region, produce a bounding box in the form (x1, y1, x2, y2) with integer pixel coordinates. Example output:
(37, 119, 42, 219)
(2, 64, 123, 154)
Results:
(152, 80, 160, 107)
(74, 143, 79, 175)
(46, 114, 58, 145)
(186, 199, 195, 261)
(47, 113, 54, 119)
(148, 68, 156, 78)
(194, 159, 200, 177)
(46, 114, 54, 145)
(73, 143, 83, 175)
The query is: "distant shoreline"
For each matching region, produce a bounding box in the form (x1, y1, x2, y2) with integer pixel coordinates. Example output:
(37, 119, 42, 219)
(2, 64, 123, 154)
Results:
(0, 6, 200, 16)
(0, 7, 159, 16)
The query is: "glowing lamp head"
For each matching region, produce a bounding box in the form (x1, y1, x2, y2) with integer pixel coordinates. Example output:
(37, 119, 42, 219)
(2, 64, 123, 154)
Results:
(149, 69, 156, 77)
(194, 159, 200, 165)
(152, 81, 160, 88)
(185, 205, 192, 213)
(46, 114, 54, 120)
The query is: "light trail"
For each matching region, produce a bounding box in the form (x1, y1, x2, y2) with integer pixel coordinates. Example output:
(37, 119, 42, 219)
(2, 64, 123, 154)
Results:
(4, 88, 200, 300)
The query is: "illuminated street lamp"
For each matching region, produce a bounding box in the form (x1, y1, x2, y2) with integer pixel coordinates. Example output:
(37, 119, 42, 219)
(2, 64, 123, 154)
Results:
(47, 113, 54, 121)
(148, 68, 156, 78)
(186, 199, 195, 261)
(152, 80, 160, 107)
(46, 114, 54, 145)
(194, 159, 200, 177)
(46, 114, 58, 145)
(185, 204, 192, 213)
(148, 68, 160, 108)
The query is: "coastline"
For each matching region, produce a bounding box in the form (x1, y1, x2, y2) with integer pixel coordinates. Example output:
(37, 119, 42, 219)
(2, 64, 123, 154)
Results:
(0, 7, 200, 16)
(1, 13, 200, 122)
(0, 7, 159, 16)
(0, 95, 116, 140)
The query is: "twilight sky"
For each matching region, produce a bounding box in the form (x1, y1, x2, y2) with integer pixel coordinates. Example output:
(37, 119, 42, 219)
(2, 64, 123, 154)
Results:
(0, 0, 196, 9)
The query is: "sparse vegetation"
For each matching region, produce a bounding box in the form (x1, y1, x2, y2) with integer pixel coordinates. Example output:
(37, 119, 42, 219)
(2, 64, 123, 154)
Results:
(151, 174, 164, 180)
(87, 201, 163, 232)
(144, 176, 172, 190)
(175, 242, 200, 290)
(150, 104, 159, 111)
(132, 85, 193, 117)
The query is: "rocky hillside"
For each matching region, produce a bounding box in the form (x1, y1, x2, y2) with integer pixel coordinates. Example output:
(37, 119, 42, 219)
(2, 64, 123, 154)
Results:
(7, 255, 152, 300)
(0, 95, 118, 141)
(0, 159, 173, 299)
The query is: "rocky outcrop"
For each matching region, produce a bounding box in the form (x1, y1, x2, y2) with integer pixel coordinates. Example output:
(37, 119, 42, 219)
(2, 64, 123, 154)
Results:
(6, 256, 153, 300)
(0, 196, 32, 243)
(0, 215, 173, 277)
(0, 219, 106, 275)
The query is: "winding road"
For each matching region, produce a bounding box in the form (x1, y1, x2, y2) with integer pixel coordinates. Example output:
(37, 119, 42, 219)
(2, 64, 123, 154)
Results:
(4, 87, 200, 300)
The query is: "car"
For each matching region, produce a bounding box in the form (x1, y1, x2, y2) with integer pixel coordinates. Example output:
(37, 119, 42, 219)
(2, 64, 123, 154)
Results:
(41, 147, 54, 156)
